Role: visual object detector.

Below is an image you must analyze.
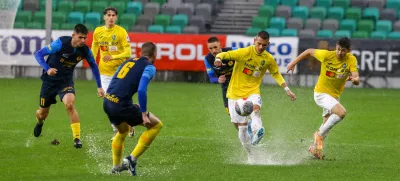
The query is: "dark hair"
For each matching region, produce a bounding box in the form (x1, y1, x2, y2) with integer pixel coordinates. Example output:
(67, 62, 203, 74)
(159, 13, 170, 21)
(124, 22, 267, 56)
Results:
(141, 42, 157, 58)
(103, 7, 118, 15)
(337, 37, 351, 49)
(257, 31, 270, 40)
(207, 37, 219, 43)
(74, 24, 88, 35)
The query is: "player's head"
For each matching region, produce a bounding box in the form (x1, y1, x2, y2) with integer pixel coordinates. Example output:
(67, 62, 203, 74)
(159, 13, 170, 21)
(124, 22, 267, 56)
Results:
(207, 37, 222, 57)
(141, 42, 157, 63)
(71, 24, 88, 47)
(103, 7, 118, 27)
(336, 37, 351, 59)
(254, 31, 270, 54)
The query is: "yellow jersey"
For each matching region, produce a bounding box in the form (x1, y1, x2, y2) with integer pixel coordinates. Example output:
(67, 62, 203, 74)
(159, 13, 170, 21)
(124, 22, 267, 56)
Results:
(216, 45, 286, 99)
(91, 25, 132, 76)
(313, 49, 358, 98)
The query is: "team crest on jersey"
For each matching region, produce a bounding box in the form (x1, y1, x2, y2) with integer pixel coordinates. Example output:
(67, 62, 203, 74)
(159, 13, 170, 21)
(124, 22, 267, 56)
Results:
(228, 61, 233, 66)
(112, 35, 116, 41)
(76, 56, 82, 61)
(342, 63, 347, 68)
(261, 60, 265, 66)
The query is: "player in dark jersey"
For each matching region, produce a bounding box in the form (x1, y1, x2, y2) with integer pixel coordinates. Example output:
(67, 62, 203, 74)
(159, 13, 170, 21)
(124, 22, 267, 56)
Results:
(33, 24, 104, 148)
(204, 37, 237, 114)
(103, 42, 163, 176)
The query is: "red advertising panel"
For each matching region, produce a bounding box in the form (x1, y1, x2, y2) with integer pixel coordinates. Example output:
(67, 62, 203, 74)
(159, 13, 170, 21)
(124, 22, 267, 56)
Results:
(84, 32, 227, 72)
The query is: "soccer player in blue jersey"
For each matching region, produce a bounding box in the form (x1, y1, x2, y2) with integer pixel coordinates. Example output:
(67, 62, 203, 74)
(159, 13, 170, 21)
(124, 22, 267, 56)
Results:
(103, 42, 163, 176)
(33, 24, 104, 148)
(204, 37, 236, 115)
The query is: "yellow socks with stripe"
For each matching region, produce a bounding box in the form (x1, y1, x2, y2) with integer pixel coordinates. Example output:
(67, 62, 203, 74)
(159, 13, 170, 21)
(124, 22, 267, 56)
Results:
(70, 122, 80, 140)
(131, 122, 163, 160)
(112, 132, 128, 166)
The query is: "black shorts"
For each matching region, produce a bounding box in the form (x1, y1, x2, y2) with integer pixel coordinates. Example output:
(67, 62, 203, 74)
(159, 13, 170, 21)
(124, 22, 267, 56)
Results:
(39, 81, 75, 108)
(221, 78, 230, 108)
(103, 99, 147, 127)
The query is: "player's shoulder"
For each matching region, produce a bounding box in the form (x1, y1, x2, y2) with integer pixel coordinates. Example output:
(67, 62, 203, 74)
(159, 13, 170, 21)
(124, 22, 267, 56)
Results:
(261, 50, 274, 60)
(222, 47, 232, 52)
(59, 36, 72, 42)
(347, 52, 357, 62)
(93, 26, 104, 34)
(115, 25, 128, 33)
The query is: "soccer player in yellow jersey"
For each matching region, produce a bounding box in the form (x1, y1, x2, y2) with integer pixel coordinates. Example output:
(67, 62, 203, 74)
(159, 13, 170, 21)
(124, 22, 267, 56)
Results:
(91, 7, 134, 139)
(287, 37, 360, 159)
(214, 31, 296, 159)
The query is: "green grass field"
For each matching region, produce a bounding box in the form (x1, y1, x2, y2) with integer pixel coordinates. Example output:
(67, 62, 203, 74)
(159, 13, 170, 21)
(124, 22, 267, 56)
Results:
(0, 78, 399, 181)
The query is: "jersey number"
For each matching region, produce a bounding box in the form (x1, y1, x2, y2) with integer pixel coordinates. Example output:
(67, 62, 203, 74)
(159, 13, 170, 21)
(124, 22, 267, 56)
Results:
(117, 62, 135, 79)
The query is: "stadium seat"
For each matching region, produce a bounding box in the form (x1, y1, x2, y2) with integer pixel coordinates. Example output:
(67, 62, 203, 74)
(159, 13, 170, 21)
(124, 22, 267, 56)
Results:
(26, 22, 43, 29)
(258, 5, 275, 17)
(14, 21, 25, 29)
(322, 19, 339, 32)
(57, 1, 74, 14)
(334, 30, 351, 38)
(299, 0, 315, 9)
(92, 1, 108, 13)
(281, 0, 298, 8)
(85, 12, 101, 27)
(380, 9, 397, 22)
(315, 0, 332, 9)
(327, 7, 344, 21)
(281, 28, 298, 36)
(370, 31, 387, 39)
(286, 18, 304, 30)
(148, 25, 164, 33)
(165, 25, 182, 33)
(136, 15, 154, 27)
(298, 29, 316, 37)
(60, 23, 76, 30)
(352, 31, 369, 39)
(345, 7, 361, 20)
(161, 4, 177, 17)
(75, 1, 91, 14)
(110, 2, 127, 14)
(394, 21, 400, 31)
(33, 11, 45, 24)
(246, 27, 261, 36)
(333, 0, 349, 9)
(317, 30, 333, 38)
(376, 20, 392, 33)
(183, 26, 200, 34)
(23, 0, 39, 11)
(168, 0, 183, 8)
(155, 14, 171, 27)
(195, 3, 212, 22)
(387, 31, 400, 39)
(16, 11, 32, 23)
(176, 3, 194, 18)
(120, 14, 137, 28)
(264, 0, 280, 7)
(350, 0, 367, 9)
(310, 7, 327, 20)
(131, 25, 148, 32)
(339, 19, 356, 31)
(265, 28, 280, 36)
(189, 16, 206, 33)
(292, 6, 309, 20)
(368, 0, 386, 10)
(127, 2, 143, 16)
(39, 0, 59, 11)
(358, 20, 374, 33)
(275, 5, 292, 19)
(252, 16, 268, 29)
(52, 23, 60, 30)
(363, 8, 380, 21)
(53, 12, 67, 24)
(172, 14, 189, 28)
(269, 17, 286, 30)
(386, 0, 400, 10)
(67, 12, 84, 24)
(151, 0, 167, 5)
(84, 23, 95, 31)
(305, 18, 321, 31)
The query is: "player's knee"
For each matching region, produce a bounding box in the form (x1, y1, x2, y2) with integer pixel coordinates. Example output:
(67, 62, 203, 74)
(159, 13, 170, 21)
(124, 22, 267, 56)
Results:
(337, 108, 346, 119)
(37, 110, 48, 120)
(64, 102, 75, 111)
(253, 105, 260, 111)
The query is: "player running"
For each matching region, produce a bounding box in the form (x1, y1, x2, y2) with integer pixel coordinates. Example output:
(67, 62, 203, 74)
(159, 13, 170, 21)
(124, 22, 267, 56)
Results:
(287, 37, 359, 159)
(33, 24, 104, 148)
(103, 42, 163, 176)
(214, 31, 296, 160)
(91, 7, 134, 140)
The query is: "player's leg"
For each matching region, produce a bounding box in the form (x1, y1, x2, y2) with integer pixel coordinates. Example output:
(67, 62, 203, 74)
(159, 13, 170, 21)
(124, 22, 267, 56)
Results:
(221, 84, 230, 116)
(247, 94, 264, 145)
(60, 85, 82, 148)
(34, 83, 57, 137)
(228, 99, 251, 158)
(111, 121, 130, 173)
(318, 103, 346, 138)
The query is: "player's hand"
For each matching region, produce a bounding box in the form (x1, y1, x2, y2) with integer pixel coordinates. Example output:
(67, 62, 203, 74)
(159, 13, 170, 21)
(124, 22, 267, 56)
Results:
(47, 68, 57, 76)
(142, 113, 151, 128)
(103, 55, 113, 62)
(97, 88, 105, 98)
(286, 90, 297, 101)
(214, 58, 223, 67)
(218, 75, 226, 83)
(286, 62, 296, 74)
(351, 76, 360, 85)
(347, 75, 353, 81)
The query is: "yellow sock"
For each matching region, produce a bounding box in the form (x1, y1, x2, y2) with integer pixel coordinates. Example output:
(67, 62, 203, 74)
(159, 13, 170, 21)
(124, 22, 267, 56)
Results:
(131, 122, 163, 159)
(112, 132, 128, 166)
(70, 122, 80, 140)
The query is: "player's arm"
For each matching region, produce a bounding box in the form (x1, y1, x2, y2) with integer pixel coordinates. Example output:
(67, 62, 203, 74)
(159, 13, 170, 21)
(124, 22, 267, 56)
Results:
(138, 65, 156, 114)
(348, 58, 360, 85)
(287, 49, 327, 73)
(268, 59, 297, 101)
(34, 38, 62, 71)
(111, 29, 132, 60)
(86, 49, 102, 88)
(91, 29, 100, 60)
(203, 57, 218, 83)
(214, 47, 247, 66)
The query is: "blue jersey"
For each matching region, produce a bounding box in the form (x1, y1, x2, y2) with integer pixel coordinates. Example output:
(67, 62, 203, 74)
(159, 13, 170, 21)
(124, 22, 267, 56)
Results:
(203, 47, 237, 85)
(105, 57, 156, 113)
(34, 36, 101, 87)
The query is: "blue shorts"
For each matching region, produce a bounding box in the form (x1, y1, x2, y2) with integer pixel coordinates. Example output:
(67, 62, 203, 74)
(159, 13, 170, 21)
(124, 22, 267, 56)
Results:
(39, 81, 75, 108)
(103, 99, 147, 127)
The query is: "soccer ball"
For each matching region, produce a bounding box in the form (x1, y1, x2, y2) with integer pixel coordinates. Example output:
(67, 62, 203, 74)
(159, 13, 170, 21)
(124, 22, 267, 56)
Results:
(235, 98, 254, 116)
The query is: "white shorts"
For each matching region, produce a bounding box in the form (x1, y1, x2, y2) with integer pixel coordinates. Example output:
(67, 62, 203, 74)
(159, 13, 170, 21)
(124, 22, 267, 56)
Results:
(228, 94, 262, 123)
(314, 92, 339, 117)
(101, 75, 113, 92)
